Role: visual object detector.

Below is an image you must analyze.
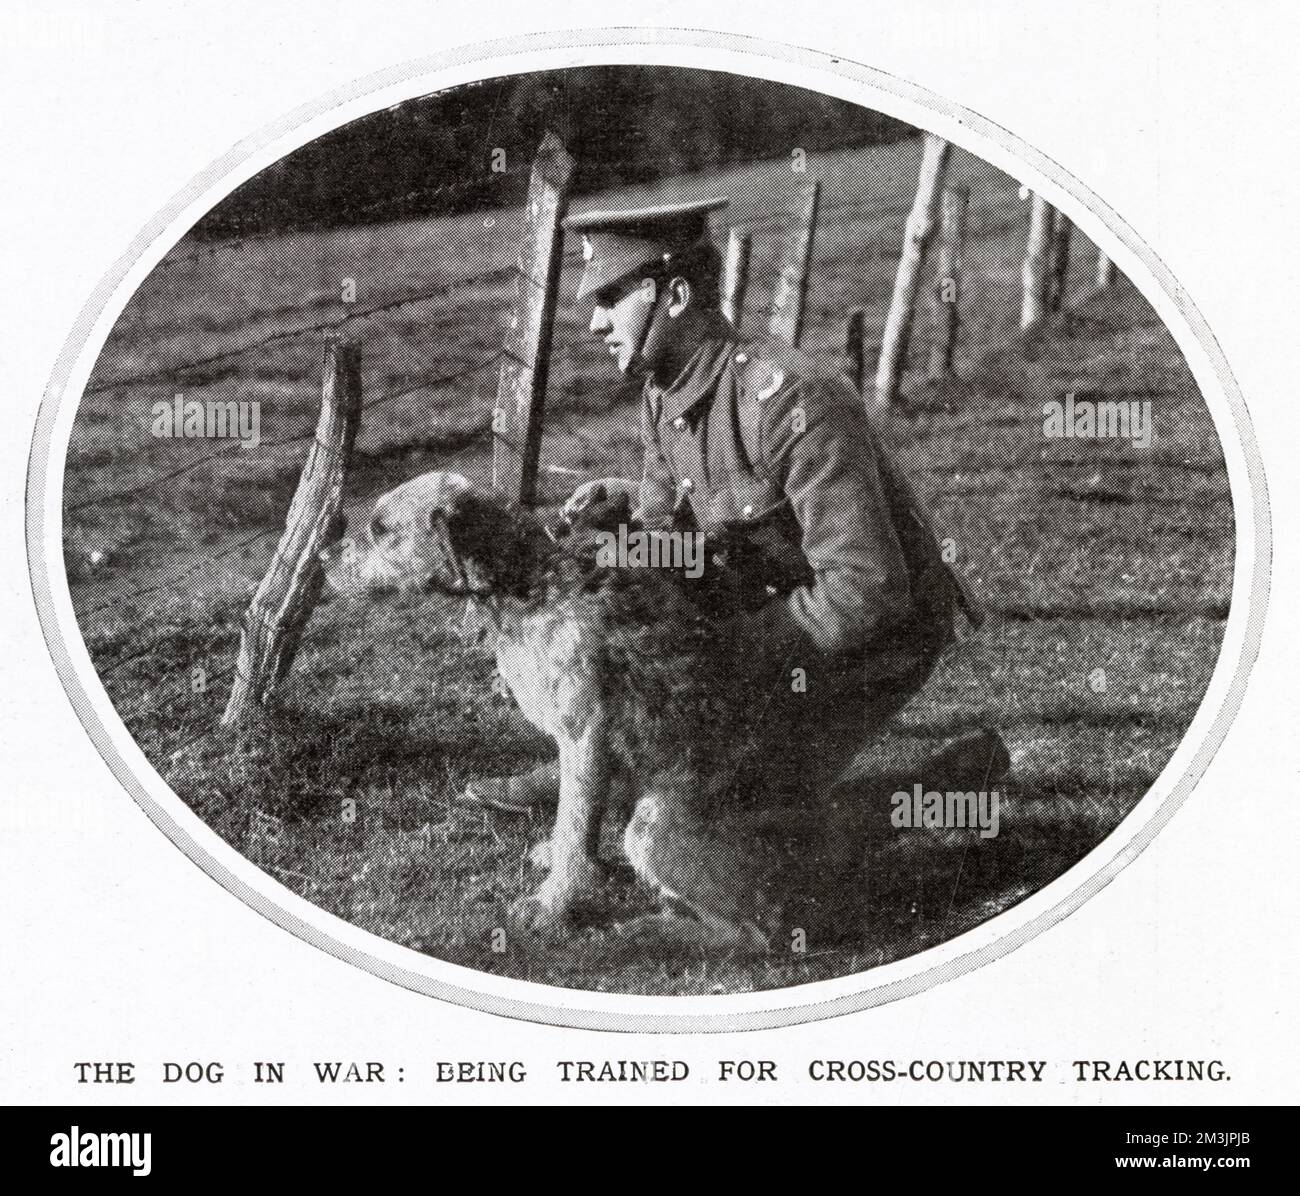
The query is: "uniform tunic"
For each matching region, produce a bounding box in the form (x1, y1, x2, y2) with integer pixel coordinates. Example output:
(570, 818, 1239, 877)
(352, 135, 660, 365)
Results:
(636, 326, 958, 756)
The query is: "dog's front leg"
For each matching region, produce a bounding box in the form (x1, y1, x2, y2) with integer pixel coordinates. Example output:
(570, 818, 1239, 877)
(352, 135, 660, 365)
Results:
(510, 720, 608, 934)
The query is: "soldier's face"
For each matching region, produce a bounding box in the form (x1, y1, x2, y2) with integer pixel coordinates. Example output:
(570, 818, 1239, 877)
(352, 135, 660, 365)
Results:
(589, 277, 659, 376)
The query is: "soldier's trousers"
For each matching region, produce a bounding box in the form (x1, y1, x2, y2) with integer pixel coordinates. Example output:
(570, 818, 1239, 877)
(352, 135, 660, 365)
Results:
(729, 577, 957, 817)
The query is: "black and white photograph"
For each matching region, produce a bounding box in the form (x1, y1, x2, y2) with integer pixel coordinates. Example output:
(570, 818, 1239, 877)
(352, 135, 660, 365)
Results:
(2, 0, 1294, 1135)
(55, 64, 1233, 996)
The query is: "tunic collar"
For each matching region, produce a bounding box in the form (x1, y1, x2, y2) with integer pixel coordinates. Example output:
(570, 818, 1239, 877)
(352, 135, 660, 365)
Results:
(651, 325, 737, 424)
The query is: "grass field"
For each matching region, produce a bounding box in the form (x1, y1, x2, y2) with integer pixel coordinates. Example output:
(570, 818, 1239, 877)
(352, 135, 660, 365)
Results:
(64, 136, 1233, 995)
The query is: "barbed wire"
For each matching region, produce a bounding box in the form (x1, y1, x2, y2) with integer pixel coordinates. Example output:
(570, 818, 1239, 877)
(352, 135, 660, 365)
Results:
(91, 176, 924, 398)
(84, 138, 995, 768)
(84, 265, 517, 396)
(97, 625, 229, 681)
(69, 350, 506, 517)
(81, 527, 281, 618)
(70, 180, 1001, 533)
(71, 350, 506, 626)
(143, 137, 913, 280)
(146, 148, 848, 278)
(73, 153, 1025, 635)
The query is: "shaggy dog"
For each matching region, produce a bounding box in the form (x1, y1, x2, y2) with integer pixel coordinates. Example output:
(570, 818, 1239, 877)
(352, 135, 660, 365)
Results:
(324, 470, 1005, 949)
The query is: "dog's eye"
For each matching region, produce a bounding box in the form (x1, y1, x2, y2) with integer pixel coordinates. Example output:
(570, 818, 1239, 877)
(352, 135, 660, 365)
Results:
(369, 512, 390, 542)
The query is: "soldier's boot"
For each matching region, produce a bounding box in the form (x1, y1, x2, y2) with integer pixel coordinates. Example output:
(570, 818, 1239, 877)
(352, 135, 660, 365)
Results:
(461, 759, 560, 815)
(814, 728, 1014, 919)
(831, 728, 1011, 828)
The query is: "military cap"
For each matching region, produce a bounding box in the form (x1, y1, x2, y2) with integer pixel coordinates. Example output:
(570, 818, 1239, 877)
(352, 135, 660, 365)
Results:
(562, 197, 728, 301)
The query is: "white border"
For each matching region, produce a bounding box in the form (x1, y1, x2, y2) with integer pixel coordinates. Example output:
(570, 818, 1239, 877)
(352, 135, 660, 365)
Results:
(25, 27, 1270, 1033)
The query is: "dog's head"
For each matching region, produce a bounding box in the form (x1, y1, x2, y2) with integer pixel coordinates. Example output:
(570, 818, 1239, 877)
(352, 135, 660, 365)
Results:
(323, 471, 533, 599)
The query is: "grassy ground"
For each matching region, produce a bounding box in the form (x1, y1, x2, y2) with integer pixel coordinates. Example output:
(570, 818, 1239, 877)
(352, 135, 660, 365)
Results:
(64, 137, 1233, 995)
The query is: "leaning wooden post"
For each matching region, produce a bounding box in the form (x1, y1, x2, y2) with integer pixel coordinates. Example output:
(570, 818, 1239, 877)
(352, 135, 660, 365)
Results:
(1020, 192, 1054, 331)
(845, 307, 866, 395)
(926, 182, 969, 381)
(1095, 248, 1118, 290)
(768, 178, 821, 347)
(721, 227, 752, 333)
(222, 337, 362, 726)
(1047, 206, 1073, 313)
(874, 133, 951, 407)
(492, 131, 574, 507)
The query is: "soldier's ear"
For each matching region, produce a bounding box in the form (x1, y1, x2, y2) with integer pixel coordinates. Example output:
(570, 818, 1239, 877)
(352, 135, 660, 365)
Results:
(666, 275, 692, 318)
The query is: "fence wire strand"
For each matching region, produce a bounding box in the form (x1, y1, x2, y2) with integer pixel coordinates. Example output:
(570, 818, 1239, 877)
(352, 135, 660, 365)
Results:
(70, 350, 506, 514)
(85, 266, 517, 395)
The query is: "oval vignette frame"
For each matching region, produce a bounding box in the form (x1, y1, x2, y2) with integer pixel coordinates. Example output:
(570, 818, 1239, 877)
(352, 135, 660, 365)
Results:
(26, 28, 1270, 1033)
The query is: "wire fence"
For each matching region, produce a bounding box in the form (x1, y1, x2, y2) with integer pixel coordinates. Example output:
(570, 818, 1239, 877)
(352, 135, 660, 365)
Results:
(69, 134, 1072, 753)
(152, 153, 871, 278)
(85, 265, 518, 396)
(71, 351, 506, 513)
(68, 152, 955, 658)
(97, 167, 914, 389)
(70, 167, 885, 591)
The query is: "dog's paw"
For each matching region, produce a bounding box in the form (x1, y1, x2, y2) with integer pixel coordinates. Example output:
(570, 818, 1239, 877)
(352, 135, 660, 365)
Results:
(509, 860, 605, 935)
(527, 840, 613, 878)
(508, 890, 572, 936)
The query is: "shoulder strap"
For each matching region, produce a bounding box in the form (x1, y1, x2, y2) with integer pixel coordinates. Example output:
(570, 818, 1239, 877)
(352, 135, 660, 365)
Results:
(644, 377, 664, 425)
(737, 384, 767, 477)
(734, 352, 793, 480)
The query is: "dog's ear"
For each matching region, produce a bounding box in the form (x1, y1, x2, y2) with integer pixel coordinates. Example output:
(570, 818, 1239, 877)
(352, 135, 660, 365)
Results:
(444, 490, 534, 596)
(444, 489, 508, 544)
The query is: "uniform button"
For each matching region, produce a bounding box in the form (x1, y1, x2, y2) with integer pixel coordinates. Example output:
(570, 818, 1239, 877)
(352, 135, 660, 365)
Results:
(741, 504, 754, 519)
(734, 352, 748, 364)
(672, 417, 686, 431)
(681, 478, 694, 492)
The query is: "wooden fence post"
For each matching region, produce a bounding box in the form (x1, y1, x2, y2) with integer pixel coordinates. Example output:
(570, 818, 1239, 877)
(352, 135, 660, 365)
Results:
(1095, 248, 1118, 290)
(845, 307, 866, 395)
(875, 133, 952, 407)
(1047, 206, 1073, 313)
(721, 227, 752, 333)
(926, 183, 969, 382)
(1020, 192, 1054, 331)
(222, 337, 363, 727)
(492, 131, 574, 506)
(768, 178, 821, 347)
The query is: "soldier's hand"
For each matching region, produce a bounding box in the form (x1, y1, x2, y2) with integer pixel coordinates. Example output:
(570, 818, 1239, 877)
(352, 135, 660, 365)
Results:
(562, 477, 638, 532)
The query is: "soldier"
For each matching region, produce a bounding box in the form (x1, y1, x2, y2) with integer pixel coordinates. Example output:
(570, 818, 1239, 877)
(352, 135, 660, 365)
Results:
(466, 195, 1001, 823)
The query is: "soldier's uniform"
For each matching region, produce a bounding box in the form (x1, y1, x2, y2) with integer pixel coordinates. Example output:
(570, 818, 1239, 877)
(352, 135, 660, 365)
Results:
(466, 196, 971, 815)
(563, 195, 970, 803)
(638, 326, 961, 802)
(641, 331, 955, 662)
